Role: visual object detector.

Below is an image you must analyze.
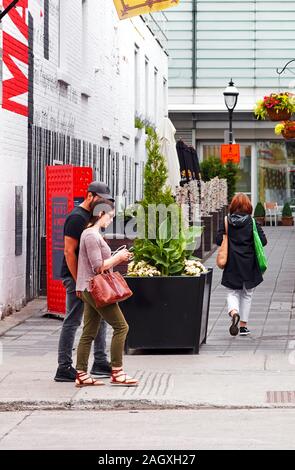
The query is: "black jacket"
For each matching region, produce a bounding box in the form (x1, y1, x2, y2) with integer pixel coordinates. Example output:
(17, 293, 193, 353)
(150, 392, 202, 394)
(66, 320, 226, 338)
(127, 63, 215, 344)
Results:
(176, 140, 201, 184)
(216, 213, 267, 290)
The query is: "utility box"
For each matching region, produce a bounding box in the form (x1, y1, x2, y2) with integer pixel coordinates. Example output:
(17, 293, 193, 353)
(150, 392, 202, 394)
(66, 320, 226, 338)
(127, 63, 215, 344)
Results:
(46, 166, 93, 314)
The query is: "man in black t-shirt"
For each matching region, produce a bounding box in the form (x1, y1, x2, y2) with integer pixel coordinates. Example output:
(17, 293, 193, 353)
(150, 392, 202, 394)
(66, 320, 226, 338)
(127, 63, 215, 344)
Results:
(54, 182, 114, 382)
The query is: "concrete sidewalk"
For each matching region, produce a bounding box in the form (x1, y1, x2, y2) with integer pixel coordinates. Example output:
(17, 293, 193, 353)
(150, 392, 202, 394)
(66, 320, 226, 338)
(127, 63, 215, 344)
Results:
(0, 227, 295, 411)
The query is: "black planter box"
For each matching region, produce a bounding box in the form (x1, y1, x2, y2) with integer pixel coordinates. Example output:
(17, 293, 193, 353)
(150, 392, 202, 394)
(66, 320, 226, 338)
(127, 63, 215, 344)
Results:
(122, 269, 213, 354)
(202, 215, 213, 252)
(210, 211, 218, 242)
(194, 228, 205, 260)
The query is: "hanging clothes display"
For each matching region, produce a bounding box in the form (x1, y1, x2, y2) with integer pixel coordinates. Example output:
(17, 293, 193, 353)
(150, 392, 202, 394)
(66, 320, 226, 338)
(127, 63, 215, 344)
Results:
(159, 118, 181, 193)
(176, 140, 202, 225)
(176, 140, 201, 185)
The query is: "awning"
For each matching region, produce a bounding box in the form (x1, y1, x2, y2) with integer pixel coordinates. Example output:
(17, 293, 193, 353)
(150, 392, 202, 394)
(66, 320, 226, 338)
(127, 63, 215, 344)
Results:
(113, 0, 180, 20)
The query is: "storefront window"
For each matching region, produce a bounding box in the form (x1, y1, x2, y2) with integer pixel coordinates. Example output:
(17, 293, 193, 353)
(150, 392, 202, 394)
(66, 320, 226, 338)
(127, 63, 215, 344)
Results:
(202, 144, 252, 199)
(257, 142, 295, 205)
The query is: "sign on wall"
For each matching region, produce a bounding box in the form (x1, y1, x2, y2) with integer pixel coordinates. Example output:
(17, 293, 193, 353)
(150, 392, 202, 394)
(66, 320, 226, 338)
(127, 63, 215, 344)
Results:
(113, 0, 180, 20)
(221, 144, 240, 165)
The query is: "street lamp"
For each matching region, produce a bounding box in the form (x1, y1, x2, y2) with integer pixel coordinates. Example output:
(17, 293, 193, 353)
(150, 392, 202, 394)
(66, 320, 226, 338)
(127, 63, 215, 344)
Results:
(223, 79, 239, 145)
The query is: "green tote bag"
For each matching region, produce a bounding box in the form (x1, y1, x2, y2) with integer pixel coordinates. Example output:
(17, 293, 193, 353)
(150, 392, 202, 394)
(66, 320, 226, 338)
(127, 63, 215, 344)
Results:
(253, 218, 267, 273)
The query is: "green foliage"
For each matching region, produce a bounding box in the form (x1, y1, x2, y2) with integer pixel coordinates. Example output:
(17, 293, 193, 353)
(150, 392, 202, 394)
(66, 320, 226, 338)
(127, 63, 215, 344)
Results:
(282, 202, 293, 217)
(132, 218, 202, 276)
(129, 132, 202, 276)
(254, 202, 265, 218)
(135, 115, 145, 129)
(200, 157, 238, 203)
(200, 157, 224, 181)
(143, 132, 175, 206)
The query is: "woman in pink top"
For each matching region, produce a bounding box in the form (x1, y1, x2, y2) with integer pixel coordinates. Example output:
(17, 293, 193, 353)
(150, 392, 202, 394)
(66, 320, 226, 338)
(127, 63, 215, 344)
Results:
(75, 198, 138, 387)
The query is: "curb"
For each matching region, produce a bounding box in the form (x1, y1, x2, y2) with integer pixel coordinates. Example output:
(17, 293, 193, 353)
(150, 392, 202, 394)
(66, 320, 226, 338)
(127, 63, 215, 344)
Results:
(1, 399, 295, 412)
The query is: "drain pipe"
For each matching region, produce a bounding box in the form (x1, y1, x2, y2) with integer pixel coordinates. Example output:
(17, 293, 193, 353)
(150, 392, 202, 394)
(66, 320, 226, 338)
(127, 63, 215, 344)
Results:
(192, 0, 197, 89)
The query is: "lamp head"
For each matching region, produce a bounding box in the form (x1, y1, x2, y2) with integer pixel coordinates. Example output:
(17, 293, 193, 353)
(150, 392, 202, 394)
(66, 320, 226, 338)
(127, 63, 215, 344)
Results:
(223, 79, 239, 111)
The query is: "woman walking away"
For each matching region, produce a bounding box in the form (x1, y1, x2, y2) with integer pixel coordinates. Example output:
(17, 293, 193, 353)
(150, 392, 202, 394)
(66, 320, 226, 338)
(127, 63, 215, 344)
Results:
(75, 198, 138, 387)
(216, 193, 267, 337)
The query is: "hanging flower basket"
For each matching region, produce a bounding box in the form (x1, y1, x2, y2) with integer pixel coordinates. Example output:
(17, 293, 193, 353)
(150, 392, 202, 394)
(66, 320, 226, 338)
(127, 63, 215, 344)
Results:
(282, 128, 295, 140)
(275, 121, 295, 140)
(267, 108, 292, 122)
(254, 92, 295, 121)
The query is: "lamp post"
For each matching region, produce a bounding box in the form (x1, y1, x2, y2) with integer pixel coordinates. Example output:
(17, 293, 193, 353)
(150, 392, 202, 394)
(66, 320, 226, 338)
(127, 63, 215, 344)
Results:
(223, 79, 239, 145)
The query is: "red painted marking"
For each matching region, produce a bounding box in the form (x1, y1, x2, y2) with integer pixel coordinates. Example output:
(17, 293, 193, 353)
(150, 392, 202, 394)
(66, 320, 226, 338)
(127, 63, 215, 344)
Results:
(2, 0, 29, 117)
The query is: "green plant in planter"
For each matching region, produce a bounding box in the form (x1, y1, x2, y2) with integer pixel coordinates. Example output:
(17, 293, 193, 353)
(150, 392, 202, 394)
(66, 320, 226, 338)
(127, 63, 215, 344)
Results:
(129, 130, 205, 276)
(254, 93, 295, 120)
(200, 157, 238, 203)
(254, 202, 265, 218)
(135, 114, 145, 129)
(282, 202, 292, 217)
(129, 218, 204, 277)
(144, 117, 156, 135)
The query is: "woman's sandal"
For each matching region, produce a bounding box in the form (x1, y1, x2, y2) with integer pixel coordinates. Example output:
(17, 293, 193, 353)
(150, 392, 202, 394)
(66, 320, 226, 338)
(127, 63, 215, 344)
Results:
(75, 371, 105, 388)
(229, 312, 240, 337)
(111, 368, 138, 387)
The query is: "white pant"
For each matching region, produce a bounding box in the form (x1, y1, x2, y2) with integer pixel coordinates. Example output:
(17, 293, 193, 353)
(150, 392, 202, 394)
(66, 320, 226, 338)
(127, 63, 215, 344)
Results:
(226, 284, 254, 323)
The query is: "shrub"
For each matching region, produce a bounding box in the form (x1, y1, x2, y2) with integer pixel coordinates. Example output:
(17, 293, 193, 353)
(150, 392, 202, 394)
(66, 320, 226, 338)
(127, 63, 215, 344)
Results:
(200, 157, 238, 203)
(254, 202, 265, 218)
(282, 202, 293, 217)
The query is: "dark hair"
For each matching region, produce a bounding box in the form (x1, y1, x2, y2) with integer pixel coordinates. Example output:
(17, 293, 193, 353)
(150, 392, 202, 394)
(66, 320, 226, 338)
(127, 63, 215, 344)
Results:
(229, 193, 253, 215)
(88, 198, 115, 227)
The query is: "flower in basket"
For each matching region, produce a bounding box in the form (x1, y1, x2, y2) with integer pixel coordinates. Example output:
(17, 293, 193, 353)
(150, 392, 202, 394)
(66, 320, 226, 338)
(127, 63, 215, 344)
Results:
(254, 92, 295, 120)
(274, 120, 295, 139)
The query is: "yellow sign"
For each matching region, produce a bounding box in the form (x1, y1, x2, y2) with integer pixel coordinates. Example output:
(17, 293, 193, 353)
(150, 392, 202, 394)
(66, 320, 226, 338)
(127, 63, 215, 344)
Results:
(114, 0, 180, 20)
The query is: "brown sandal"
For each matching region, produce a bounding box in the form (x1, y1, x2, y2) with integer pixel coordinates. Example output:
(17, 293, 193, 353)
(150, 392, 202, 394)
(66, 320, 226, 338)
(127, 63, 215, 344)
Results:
(75, 371, 105, 388)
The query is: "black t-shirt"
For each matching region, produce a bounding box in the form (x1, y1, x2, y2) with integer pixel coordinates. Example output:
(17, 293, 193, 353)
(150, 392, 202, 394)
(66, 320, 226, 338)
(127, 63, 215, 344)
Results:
(60, 206, 91, 279)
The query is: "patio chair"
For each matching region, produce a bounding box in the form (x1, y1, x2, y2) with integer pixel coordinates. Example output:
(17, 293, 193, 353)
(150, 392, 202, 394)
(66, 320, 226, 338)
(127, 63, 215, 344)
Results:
(264, 202, 279, 226)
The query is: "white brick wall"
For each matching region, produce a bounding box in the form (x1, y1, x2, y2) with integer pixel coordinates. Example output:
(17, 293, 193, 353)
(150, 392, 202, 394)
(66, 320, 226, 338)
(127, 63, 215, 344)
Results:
(0, 0, 168, 310)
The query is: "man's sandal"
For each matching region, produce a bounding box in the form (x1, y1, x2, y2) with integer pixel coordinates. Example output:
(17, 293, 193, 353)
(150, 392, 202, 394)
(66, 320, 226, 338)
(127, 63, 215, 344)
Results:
(75, 371, 105, 388)
(111, 368, 138, 387)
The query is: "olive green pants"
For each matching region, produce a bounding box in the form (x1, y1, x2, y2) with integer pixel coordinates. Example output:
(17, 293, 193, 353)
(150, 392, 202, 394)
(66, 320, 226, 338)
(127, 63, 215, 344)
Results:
(76, 291, 129, 371)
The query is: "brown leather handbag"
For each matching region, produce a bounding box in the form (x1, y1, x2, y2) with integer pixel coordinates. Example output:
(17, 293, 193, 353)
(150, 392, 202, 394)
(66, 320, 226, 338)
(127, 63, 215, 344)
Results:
(89, 267, 133, 308)
(216, 216, 228, 269)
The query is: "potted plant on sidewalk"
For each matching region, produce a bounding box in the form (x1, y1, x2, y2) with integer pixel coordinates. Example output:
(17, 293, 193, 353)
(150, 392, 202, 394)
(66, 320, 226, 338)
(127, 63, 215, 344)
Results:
(254, 202, 266, 226)
(254, 92, 295, 121)
(281, 202, 294, 226)
(122, 130, 213, 354)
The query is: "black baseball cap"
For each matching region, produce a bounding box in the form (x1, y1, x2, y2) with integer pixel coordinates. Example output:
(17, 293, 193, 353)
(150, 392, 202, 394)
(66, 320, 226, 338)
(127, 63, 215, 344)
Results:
(87, 181, 114, 201)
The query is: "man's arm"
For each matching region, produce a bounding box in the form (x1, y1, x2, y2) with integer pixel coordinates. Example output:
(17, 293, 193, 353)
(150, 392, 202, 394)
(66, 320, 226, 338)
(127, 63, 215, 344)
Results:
(64, 236, 79, 281)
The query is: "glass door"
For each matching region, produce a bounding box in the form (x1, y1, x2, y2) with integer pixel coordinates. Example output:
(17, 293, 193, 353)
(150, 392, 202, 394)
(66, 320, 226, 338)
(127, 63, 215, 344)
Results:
(201, 143, 252, 200)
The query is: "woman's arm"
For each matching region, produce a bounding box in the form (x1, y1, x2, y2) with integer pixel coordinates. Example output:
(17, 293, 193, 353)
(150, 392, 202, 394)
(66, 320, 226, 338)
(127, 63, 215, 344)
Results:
(256, 221, 267, 246)
(100, 250, 129, 271)
(84, 234, 129, 273)
(216, 218, 226, 246)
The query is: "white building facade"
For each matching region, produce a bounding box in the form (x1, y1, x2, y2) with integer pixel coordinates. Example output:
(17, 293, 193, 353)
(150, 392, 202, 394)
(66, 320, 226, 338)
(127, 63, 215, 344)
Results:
(0, 0, 168, 313)
(165, 0, 295, 209)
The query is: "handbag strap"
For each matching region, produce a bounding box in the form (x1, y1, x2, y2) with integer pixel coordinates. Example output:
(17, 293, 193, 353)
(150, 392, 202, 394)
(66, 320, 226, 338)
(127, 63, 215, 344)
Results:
(224, 216, 228, 235)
